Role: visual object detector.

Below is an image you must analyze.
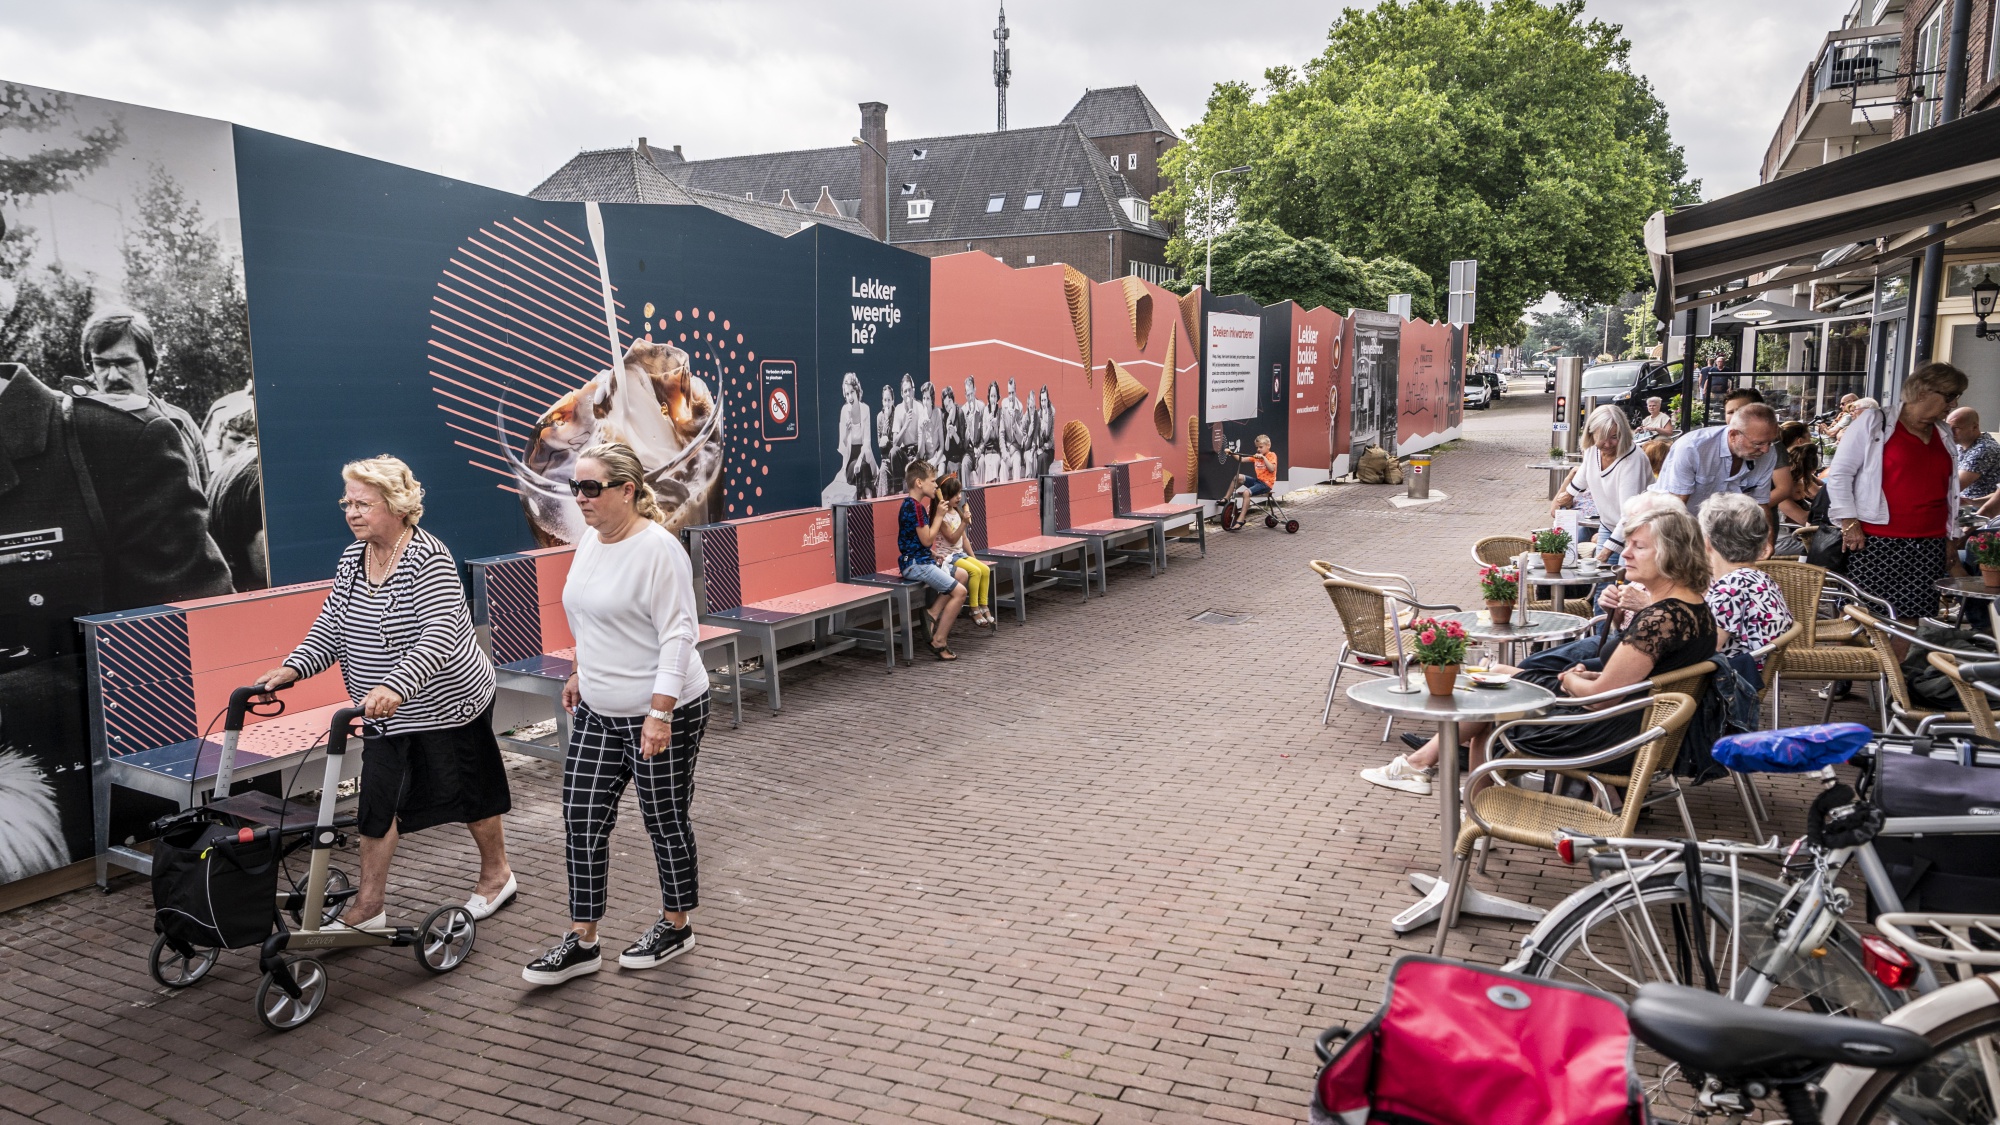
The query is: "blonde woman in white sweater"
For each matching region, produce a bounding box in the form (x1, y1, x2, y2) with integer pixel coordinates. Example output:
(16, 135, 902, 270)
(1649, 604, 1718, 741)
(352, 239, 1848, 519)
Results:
(524, 442, 711, 986)
(1561, 405, 1654, 563)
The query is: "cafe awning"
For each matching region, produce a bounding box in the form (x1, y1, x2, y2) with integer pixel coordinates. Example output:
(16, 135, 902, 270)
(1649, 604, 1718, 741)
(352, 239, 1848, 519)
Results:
(1649, 107, 2000, 320)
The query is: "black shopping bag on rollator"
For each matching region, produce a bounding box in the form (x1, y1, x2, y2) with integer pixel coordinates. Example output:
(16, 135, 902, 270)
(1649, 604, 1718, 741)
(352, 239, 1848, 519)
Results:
(151, 819, 281, 953)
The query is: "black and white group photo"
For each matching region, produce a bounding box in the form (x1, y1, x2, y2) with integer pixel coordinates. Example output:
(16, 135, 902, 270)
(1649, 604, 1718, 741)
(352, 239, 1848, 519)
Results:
(823, 371, 1057, 503)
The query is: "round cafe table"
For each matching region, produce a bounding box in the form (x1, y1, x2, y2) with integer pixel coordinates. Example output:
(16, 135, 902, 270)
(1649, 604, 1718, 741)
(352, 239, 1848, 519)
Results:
(1436, 609, 1589, 666)
(1346, 675, 1557, 935)
(1936, 575, 2000, 625)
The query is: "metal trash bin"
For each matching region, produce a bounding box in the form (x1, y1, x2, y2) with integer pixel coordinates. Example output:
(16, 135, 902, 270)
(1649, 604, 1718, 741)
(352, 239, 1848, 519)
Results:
(1406, 455, 1431, 499)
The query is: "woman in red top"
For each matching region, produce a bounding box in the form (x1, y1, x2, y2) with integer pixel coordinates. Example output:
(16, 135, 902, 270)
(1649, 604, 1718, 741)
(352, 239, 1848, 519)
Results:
(1824, 361, 1968, 636)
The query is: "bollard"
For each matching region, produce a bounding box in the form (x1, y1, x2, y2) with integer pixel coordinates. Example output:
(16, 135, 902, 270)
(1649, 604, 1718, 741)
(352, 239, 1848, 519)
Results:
(1406, 455, 1431, 499)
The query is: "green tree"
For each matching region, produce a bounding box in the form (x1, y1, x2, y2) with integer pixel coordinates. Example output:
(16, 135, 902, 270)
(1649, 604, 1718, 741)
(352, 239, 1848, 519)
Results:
(120, 169, 252, 419)
(1158, 0, 1693, 341)
(0, 83, 123, 387)
(1170, 218, 1435, 318)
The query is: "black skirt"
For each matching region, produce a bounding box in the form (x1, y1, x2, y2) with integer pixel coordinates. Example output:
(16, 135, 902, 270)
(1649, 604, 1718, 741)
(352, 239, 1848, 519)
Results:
(1847, 534, 1947, 622)
(357, 699, 513, 837)
(1502, 668, 1647, 774)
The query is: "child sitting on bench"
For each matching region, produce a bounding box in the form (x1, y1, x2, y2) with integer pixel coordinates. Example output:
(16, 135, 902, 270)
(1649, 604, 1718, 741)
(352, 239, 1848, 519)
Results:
(899, 460, 969, 660)
(932, 474, 994, 627)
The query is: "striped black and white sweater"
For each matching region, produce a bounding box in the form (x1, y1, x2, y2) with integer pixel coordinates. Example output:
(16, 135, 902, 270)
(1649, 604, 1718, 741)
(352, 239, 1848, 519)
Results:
(284, 527, 496, 735)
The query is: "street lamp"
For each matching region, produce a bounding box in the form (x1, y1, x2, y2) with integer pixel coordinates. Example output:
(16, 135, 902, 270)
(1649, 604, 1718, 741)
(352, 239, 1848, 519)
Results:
(1204, 165, 1252, 292)
(1974, 271, 1999, 339)
(851, 135, 890, 242)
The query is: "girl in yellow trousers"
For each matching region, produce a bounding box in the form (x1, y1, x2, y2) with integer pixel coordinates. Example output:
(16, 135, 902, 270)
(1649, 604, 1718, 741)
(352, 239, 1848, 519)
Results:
(932, 475, 995, 627)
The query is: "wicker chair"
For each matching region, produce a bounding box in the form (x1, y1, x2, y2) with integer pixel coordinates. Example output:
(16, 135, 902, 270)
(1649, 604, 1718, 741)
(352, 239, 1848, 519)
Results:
(1310, 561, 1462, 741)
(1751, 559, 1886, 725)
(1844, 606, 1962, 733)
(1433, 692, 1696, 955)
(1470, 534, 1591, 618)
(1928, 653, 2000, 741)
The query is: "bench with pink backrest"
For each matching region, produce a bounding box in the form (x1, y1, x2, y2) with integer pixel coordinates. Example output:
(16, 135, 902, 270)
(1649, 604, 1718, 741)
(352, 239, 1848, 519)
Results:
(954, 477, 1093, 623)
(831, 494, 926, 662)
(1041, 467, 1163, 593)
(683, 507, 896, 710)
(467, 544, 744, 757)
(1110, 455, 1206, 561)
(82, 582, 357, 887)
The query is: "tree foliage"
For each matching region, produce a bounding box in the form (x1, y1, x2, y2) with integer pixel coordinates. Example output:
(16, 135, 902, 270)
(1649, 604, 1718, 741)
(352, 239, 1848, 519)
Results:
(121, 170, 252, 418)
(1173, 219, 1436, 319)
(1157, 0, 1694, 340)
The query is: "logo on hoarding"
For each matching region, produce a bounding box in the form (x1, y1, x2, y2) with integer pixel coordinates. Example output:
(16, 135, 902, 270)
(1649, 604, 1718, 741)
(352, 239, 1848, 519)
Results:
(803, 515, 832, 547)
(759, 360, 798, 442)
(1147, 462, 1162, 483)
(1022, 484, 1039, 507)
(1096, 475, 1111, 494)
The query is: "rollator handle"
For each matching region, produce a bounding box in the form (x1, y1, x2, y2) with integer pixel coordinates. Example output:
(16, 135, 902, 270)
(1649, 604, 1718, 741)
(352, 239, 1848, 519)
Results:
(328, 707, 367, 756)
(1957, 660, 2000, 685)
(226, 680, 291, 731)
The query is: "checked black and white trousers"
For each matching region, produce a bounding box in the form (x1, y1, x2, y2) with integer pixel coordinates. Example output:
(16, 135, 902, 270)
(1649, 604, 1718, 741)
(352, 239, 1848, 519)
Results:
(562, 695, 709, 922)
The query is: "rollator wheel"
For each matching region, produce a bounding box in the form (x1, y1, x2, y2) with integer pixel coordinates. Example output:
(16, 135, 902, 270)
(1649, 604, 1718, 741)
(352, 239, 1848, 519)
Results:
(416, 905, 476, 974)
(149, 933, 218, 989)
(321, 868, 351, 926)
(1285, 520, 1300, 534)
(255, 957, 327, 1032)
(1264, 513, 1278, 529)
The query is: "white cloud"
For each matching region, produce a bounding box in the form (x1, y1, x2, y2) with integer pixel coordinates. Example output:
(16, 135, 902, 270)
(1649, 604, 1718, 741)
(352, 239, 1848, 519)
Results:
(0, 0, 1849, 200)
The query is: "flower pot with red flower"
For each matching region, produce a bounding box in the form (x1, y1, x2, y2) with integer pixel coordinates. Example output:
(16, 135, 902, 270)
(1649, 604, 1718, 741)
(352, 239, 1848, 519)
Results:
(1408, 617, 1469, 696)
(1531, 527, 1572, 575)
(1478, 565, 1519, 626)
(1973, 532, 2000, 588)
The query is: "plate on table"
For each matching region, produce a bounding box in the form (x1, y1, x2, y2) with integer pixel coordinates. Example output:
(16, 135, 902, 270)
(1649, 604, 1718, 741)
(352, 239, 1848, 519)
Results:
(1468, 671, 1515, 689)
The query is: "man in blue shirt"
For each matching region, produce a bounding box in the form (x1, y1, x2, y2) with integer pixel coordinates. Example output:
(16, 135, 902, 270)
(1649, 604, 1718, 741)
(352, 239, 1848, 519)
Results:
(1650, 402, 1781, 514)
(1949, 408, 2000, 509)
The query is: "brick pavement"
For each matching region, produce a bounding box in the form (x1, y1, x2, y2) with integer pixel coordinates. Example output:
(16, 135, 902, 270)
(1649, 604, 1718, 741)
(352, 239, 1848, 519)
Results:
(0, 387, 1870, 1124)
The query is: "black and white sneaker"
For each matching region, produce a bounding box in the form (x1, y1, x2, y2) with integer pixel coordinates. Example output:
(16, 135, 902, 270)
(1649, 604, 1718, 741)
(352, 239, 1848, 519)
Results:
(522, 932, 601, 985)
(619, 918, 696, 969)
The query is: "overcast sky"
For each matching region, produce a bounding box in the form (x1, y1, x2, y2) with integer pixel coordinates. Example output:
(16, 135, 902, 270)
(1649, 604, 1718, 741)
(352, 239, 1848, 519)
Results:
(0, 0, 1845, 202)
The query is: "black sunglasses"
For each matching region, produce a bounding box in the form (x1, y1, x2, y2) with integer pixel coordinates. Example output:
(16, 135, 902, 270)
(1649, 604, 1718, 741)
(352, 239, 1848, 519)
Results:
(567, 478, 615, 498)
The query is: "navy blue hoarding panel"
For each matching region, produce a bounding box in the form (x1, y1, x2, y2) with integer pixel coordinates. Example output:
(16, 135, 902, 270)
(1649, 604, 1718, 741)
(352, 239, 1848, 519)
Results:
(593, 202, 817, 524)
(234, 126, 583, 582)
(1195, 293, 1288, 500)
(810, 224, 931, 505)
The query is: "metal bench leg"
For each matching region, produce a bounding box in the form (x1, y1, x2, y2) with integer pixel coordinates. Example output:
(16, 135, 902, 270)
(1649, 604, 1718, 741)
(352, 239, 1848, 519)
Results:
(93, 751, 113, 890)
(557, 693, 574, 749)
(881, 599, 895, 673)
(897, 589, 915, 663)
(1150, 525, 1165, 575)
(1011, 561, 1027, 624)
(760, 628, 782, 713)
(1196, 514, 1207, 557)
(726, 637, 742, 728)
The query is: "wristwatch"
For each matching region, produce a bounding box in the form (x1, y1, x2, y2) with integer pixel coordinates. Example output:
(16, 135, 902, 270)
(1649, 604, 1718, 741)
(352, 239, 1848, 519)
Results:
(647, 708, 673, 722)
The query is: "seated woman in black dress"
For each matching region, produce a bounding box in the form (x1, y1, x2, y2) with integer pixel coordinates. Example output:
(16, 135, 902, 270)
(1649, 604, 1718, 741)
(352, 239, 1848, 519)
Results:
(1360, 502, 1715, 796)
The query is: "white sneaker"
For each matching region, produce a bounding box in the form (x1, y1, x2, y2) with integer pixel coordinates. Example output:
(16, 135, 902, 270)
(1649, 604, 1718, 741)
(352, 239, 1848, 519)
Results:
(466, 873, 518, 921)
(1360, 754, 1435, 796)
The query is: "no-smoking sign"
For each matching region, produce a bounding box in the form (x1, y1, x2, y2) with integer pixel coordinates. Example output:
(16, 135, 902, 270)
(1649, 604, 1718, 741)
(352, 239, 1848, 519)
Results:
(759, 360, 798, 441)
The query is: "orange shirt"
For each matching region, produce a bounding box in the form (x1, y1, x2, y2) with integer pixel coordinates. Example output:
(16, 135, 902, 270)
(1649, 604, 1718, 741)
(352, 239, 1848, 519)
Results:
(1252, 451, 1277, 486)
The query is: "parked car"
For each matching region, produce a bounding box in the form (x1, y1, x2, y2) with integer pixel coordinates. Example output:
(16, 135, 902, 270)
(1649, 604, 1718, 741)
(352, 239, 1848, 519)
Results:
(1475, 368, 1504, 397)
(1579, 359, 1689, 428)
(1463, 370, 1503, 410)
(1544, 370, 1557, 392)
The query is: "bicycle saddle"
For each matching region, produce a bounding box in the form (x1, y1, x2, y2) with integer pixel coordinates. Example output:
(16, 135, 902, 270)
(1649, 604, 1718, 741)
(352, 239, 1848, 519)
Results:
(1628, 984, 1929, 1081)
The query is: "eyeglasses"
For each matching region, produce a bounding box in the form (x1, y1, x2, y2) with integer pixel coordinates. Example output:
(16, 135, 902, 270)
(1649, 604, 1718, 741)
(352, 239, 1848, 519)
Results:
(336, 499, 378, 514)
(89, 356, 144, 373)
(568, 478, 613, 498)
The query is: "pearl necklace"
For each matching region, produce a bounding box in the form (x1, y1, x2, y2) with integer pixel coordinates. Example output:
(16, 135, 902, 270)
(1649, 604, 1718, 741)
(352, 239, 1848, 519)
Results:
(368, 527, 412, 585)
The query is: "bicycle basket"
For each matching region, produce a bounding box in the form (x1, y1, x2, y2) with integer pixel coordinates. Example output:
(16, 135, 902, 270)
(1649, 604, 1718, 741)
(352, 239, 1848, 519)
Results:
(1711, 722, 1872, 774)
(152, 820, 280, 952)
(1311, 956, 1643, 1125)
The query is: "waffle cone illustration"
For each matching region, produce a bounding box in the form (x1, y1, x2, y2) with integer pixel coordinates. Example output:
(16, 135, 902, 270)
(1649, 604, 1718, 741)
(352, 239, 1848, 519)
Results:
(1184, 415, 1200, 494)
(1101, 360, 1149, 424)
(1178, 290, 1202, 357)
(1162, 471, 1176, 504)
(1154, 329, 1177, 441)
(1062, 266, 1092, 380)
(1117, 276, 1153, 351)
(1062, 419, 1093, 470)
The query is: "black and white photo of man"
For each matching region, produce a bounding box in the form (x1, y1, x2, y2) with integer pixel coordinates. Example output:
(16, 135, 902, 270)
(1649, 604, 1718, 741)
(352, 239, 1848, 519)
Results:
(85, 312, 209, 488)
(999, 377, 1027, 482)
(980, 381, 1003, 484)
(959, 376, 985, 483)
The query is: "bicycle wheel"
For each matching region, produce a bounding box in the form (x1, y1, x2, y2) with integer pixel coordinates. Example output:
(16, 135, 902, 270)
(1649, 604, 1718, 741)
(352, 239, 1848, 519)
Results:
(1836, 1007, 2000, 1125)
(1517, 864, 1895, 1121)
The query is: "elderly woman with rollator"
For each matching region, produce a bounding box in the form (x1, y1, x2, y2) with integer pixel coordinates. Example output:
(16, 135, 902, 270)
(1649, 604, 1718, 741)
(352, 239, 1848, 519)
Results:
(524, 441, 711, 985)
(257, 455, 516, 930)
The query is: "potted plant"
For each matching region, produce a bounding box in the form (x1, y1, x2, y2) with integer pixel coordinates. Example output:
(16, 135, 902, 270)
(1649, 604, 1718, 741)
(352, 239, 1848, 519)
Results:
(1972, 532, 2000, 588)
(1478, 565, 1519, 626)
(1531, 527, 1572, 574)
(1408, 617, 1469, 696)
(1548, 445, 1565, 463)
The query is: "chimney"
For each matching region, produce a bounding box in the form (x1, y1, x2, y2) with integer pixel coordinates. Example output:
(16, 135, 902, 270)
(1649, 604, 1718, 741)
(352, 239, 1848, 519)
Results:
(672, 144, 682, 158)
(779, 188, 798, 209)
(637, 137, 651, 162)
(858, 101, 888, 240)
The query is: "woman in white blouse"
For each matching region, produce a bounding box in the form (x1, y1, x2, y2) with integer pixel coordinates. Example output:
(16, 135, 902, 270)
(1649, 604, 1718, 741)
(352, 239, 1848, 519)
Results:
(523, 442, 711, 986)
(1561, 405, 1654, 563)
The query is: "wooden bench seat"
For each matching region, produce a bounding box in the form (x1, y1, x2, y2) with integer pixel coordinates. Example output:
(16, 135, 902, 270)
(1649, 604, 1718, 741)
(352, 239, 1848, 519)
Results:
(965, 479, 1092, 621)
(686, 508, 895, 711)
(1042, 467, 1164, 591)
(1112, 455, 1206, 560)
